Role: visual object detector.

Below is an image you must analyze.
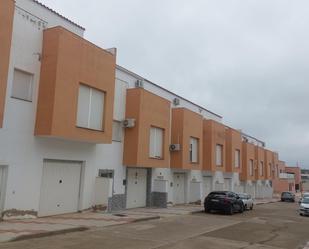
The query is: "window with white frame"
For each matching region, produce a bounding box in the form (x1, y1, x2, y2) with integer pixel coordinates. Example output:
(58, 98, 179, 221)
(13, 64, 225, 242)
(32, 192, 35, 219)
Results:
(149, 127, 164, 159)
(260, 161, 264, 176)
(249, 159, 254, 176)
(235, 149, 240, 168)
(11, 69, 33, 101)
(216, 144, 223, 166)
(76, 84, 105, 131)
(112, 120, 123, 142)
(189, 137, 199, 163)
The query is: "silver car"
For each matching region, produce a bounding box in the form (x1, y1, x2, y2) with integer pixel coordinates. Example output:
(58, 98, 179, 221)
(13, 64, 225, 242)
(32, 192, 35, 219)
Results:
(299, 192, 309, 204)
(299, 197, 309, 216)
(238, 193, 254, 210)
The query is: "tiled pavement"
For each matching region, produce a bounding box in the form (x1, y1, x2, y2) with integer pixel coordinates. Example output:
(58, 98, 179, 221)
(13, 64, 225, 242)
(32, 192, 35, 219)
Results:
(0, 199, 279, 243)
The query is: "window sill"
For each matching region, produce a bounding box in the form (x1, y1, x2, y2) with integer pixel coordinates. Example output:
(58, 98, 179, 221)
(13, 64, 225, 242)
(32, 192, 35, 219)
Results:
(76, 125, 104, 132)
(11, 96, 32, 103)
(149, 156, 164, 160)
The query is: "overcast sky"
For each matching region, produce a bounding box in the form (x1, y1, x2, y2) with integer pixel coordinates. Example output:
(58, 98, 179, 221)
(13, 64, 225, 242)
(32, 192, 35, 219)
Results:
(39, 0, 309, 169)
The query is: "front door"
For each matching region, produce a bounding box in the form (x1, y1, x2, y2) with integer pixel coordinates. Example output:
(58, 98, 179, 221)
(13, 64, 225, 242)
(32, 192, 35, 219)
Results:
(173, 173, 185, 204)
(126, 168, 147, 208)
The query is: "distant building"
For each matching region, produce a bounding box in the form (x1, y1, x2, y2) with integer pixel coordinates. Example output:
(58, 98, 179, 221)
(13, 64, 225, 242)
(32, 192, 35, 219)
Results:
(301, 169, 309, 192)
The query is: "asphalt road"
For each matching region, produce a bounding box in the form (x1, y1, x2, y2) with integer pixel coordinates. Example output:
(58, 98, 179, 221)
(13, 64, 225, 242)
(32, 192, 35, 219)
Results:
(0, 202, 308, 249)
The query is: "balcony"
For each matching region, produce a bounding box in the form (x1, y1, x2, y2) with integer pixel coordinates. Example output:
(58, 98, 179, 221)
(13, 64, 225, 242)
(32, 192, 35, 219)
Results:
(203, 120, 226, 172)
(123, 88, 171, 168)
(0, 0, 15, 127)
(170, 108, 203, 170)
(225, 128, 242, 173)
(35, 27, 116, 143)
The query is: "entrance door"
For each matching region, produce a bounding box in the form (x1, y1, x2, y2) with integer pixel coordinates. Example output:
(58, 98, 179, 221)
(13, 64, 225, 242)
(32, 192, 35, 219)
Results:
(39, 160, 82, 217)
(0, 166, 7, 213)
(224, 178, 231, 191)
(126, 168, 147, 208)
(173, 173, 185, 204)
(203, 176, 212, 198)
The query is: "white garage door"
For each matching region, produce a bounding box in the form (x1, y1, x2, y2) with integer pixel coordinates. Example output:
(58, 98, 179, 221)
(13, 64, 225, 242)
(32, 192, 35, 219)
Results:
(126, 168, 147, 209)
(173, 173, 185, 204)
(39, 160, 82, 217)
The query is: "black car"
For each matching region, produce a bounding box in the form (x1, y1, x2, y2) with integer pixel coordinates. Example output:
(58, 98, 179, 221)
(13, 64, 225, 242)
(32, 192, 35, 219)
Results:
(281, 192, 295, 202)
(204, 191, 245, 215)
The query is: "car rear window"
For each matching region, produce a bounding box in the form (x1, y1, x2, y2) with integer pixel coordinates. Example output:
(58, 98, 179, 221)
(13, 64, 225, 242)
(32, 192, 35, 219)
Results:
(282, 192, 292, 197)
(208, 192, 226, 197)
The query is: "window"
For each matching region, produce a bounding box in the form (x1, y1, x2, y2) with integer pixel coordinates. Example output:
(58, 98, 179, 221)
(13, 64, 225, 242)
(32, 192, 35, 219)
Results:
(249, 159, 254, 176)
(149, 127, 164, 159)
(235, 149, 240, 168)
(11, 69, 33, 101)
(189, 137, 199, 163)
(260, 161, 264, 176)
(216, 144, 223, 166)
(112, 120, 123, 142)
(77, 84, 105, 130)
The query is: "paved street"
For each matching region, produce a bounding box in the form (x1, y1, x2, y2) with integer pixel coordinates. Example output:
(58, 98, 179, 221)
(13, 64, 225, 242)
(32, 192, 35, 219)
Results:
(0, 202, 308, 249)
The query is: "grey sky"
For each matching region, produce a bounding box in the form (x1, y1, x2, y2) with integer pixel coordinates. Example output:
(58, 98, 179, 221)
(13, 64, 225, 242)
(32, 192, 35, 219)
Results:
(39, 0, 309, 168)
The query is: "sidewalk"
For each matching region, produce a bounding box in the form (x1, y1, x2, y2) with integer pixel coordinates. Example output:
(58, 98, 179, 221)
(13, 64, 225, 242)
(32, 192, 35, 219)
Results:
(254, 198, 280, 205)
(0, 211, 159, 243)
(0, 200, 280, 243)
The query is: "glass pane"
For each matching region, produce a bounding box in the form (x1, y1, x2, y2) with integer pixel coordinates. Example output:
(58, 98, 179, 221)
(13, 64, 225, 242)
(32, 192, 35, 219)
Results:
(155, 128, 163, 158)
(112, 121, 123, 142)
(12, 69, 33, 101)
(77, 85, 90, 128)
(89, 88, 104, 130)
(149, 127, 156, 157)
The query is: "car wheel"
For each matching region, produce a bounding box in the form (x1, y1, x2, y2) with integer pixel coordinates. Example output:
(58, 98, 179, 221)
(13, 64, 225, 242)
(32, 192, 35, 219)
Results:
(250, 204, 253, 210)
(244, 204, 247, 210)
(300, 213, 303, 216)
(205, 207, 211, 213)
(227, 205, 233, 215)
(239, 204, 244, 213)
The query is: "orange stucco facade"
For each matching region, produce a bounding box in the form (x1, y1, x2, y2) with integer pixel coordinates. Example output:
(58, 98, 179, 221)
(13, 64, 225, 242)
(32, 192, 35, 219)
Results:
(225, 128, 242, 173)
(0, 0, 15, 128)
(170, 108, 203, 170)
(272, 152, 279, 179)
(264, 150, 273, 180)
(203, 120, 226, 172)
(123, 88, 171, 168)
(240, 142, 256, 181)
(35, 27, 116, 143)
(255, 146, 265, 180)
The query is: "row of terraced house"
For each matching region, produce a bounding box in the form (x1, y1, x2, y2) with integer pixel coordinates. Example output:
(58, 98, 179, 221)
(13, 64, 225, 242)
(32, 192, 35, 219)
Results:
(0, 0, 290, 218)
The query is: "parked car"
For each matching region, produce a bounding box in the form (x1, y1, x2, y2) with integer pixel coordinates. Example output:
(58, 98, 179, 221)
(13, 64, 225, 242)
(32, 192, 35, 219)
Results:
(298, 192, 309, 204)
(204, 191, 245, 215)
(281, 191, 295, 202)
(238, 193, 254, 210)
(299, 197, 309, 216)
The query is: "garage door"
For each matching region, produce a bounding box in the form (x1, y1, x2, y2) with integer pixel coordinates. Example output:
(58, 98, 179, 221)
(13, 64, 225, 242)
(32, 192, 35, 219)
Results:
(39, 160, 82, 217)
(173, 173, 185, 204)
(126, 168, 147, 209)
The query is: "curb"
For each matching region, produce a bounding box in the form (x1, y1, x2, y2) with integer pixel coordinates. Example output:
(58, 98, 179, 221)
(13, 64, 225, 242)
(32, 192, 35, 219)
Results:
(255, 200, 280, 205)
(10, 226, 88, 242)
(130, 215, 161, 223)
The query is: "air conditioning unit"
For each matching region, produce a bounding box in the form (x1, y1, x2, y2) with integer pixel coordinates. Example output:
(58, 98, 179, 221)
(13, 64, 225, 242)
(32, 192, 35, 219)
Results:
(135, 79, 144, 88)
(122, 118, 136, 128)
(170, 144, 180, 151)
(173, 98, 180, 106)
